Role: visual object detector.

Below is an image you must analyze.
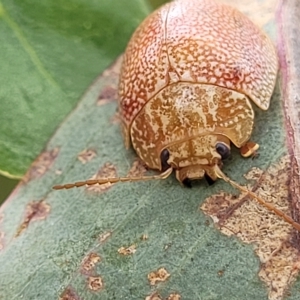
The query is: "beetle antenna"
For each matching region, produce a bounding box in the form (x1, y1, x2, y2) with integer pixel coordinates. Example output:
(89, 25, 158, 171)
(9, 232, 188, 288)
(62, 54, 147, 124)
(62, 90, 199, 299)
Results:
(52, 168, 173, 190)
(214, 166, 300, 231)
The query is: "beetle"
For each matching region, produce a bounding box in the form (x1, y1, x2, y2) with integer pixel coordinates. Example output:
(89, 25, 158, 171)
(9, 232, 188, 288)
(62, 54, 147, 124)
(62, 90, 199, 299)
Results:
(53, 0, 300, 231)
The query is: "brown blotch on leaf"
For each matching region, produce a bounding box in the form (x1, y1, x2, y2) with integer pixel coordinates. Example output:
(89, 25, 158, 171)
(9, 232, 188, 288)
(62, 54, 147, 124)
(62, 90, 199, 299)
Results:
(145, 292, 163, 300)
(218, 270, 225, 277)
(77, 149, 97, 164)
(148, 267, 170, 286)
(86, 163, 117, 193)
(127, 158, 148, 178)
(97, 86, 117, 105)
(145, 291, 180, 300)
(167, 293, 181, 300)
(15, 199, 51, 237)
(201, 155, 300, 300)
(81, 252, 101, 275)
(23, 148, 59, 183)
(87, 276, 103, 292)
(118, 244, 136, 256)
(99, 231, 112, 243)
(59, 286, 80, 300)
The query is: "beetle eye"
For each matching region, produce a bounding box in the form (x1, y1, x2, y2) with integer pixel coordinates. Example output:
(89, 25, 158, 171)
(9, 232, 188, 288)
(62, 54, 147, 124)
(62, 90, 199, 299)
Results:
(216, 143, 231, 160)
(160, 149, 170, 171)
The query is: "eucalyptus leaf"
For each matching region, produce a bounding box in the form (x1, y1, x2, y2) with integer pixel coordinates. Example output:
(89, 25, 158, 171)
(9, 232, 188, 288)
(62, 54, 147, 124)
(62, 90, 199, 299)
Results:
(0, 0, 154, 178)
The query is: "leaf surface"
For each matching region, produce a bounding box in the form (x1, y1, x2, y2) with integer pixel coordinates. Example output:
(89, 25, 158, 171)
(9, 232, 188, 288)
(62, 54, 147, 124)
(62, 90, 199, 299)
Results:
(0, 0, 152, 178)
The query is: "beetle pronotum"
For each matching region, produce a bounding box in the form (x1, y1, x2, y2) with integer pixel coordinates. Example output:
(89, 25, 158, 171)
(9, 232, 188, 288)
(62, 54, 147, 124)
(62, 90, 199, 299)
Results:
(53, 0, 300, 231)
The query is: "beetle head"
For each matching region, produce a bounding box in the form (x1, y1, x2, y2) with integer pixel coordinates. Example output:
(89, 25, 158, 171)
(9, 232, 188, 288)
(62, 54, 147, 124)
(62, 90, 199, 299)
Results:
(160, 134, 231, 184)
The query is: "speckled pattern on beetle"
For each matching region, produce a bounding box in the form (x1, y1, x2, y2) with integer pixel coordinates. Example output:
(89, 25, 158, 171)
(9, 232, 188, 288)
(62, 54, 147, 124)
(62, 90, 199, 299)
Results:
(118, 0, 277, 184)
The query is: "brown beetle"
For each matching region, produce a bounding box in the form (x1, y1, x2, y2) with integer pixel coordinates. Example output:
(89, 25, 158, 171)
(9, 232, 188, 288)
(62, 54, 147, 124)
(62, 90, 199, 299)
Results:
(53, 0, 300, 231)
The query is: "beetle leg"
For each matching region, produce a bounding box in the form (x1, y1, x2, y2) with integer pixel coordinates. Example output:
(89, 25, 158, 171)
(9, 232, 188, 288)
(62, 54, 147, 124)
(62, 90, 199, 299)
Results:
(240, 141, 259, 157)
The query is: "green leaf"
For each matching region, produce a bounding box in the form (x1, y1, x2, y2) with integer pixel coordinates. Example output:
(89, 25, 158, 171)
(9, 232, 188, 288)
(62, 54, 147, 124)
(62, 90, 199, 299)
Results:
(0, 61, 267, 299)
(0, 0, 153, 178)
(1, 0, 300, 299)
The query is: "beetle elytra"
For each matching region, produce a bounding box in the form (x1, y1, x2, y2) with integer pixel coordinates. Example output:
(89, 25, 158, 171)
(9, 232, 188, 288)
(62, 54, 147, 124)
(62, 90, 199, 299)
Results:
(53, 0, 300, 231)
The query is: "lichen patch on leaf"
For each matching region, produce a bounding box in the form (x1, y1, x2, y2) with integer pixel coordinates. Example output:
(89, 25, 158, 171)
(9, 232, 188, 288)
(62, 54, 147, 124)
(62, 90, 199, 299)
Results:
(259, 243, 299, 300)
(86, 163, 117, 193)
(145, 292, 162, 300)
(167, 293, 181, 300)
(148, 267, 170, 286)
(80, 252, 101, 275)
(80, 253, 103, 292)
(15, 199, 51, 237)
(98, 231, 112, 243)
(145, 291, 181, 300)
(126, 158, 148, 178)
(77, 149, 97, 164)
(118, 244, 136, 256)
(87, 276, 103, 292)
(201, 155, 300, 300)
(23, 148, 59, 183)
(288, 156, 300, 238)
(59, 286, 80, 300)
